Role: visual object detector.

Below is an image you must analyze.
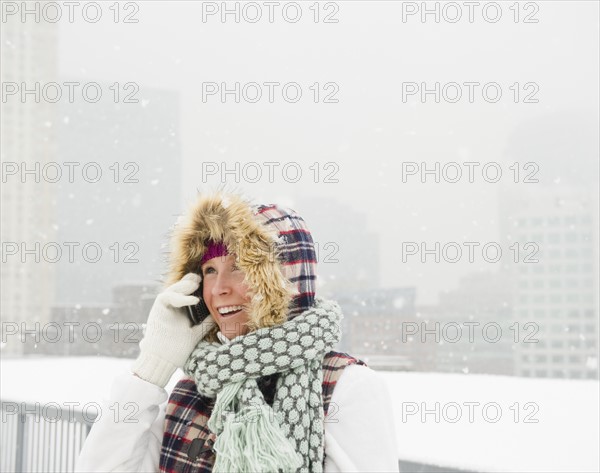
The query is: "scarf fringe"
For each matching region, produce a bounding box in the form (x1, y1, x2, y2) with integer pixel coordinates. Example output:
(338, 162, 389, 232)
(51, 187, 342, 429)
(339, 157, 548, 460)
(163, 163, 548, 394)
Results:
(212, 401, 302, 473)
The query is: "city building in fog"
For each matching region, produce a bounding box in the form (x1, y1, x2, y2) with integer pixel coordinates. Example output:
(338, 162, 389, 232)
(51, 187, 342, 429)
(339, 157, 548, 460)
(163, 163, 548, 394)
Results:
(500, 187, 599, 379)
(22, 281, 160, 358)
(54, 83, 182, 307)
(0, 18, 182, 359)
(417, 271, 515, 375)
(1, 16, 59, 356)
(498, 111, 599, 379)
(300, 197, 381, 294)
(334, 287, 416, 370)
(111, 281, 160, 324)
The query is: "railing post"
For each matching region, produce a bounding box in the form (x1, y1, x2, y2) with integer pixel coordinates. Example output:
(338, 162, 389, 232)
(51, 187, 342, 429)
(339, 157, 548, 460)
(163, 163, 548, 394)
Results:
(16, 412, 26, 473)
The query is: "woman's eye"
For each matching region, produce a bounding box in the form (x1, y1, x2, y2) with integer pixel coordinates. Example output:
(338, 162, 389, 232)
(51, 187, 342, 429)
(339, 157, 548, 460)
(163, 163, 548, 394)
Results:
(202, 267, 216, 275)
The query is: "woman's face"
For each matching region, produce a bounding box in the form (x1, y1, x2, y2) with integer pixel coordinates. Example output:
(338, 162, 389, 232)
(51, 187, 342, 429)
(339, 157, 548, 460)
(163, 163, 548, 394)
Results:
(201, 254, 251, 340)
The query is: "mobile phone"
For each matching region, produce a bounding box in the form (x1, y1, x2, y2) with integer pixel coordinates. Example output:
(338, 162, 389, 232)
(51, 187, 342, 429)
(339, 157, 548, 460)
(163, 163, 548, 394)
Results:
(186, 280, 211, 326)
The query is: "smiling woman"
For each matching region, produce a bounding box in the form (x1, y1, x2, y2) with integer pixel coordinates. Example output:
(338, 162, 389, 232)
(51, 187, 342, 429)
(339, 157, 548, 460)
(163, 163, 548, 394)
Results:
(75, 190, 399, 473)
(201, 251, 252, 339)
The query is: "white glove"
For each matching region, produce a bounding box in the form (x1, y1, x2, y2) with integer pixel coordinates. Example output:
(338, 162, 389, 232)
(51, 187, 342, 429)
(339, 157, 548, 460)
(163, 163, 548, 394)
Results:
(132, 273, 214, 387)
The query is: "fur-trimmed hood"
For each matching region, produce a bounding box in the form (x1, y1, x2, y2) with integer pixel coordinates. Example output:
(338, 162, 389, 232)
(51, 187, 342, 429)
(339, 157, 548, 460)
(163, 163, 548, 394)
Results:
(165, 191, 317, 341)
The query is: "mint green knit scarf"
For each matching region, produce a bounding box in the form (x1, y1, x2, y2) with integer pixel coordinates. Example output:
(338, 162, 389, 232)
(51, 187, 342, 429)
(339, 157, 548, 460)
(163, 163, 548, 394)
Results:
(183, 298, 342, 473)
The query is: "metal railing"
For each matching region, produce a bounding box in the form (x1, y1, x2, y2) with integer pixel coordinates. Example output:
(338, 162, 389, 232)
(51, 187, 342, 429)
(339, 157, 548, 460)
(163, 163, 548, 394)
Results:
(0, 399, 471, 473)
(1, 400, 95, 473)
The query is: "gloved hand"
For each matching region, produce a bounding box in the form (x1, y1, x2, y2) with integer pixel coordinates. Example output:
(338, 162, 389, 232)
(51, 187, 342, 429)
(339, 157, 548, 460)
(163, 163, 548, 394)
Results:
(132, 273, 212, 387)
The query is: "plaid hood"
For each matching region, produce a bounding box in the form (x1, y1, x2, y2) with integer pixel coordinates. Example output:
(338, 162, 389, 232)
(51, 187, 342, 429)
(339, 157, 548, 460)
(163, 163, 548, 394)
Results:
(165, 191, 317, 342)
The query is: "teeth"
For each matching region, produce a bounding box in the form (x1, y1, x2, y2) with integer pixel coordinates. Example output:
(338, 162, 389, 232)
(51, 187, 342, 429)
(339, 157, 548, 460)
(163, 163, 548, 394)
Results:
(218, 305, 243, 315)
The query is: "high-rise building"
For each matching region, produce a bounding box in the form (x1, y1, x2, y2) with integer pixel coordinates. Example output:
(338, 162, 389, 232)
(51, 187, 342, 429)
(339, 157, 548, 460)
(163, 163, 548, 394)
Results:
(53, 83, 182, 307)
(499, 111, 599, 379)
(500, 187, 599, 379)
(1, 16, 59, 356)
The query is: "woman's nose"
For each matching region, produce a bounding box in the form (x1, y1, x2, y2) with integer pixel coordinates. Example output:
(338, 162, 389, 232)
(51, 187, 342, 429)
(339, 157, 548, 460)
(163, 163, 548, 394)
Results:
(211, 272, 232, 295)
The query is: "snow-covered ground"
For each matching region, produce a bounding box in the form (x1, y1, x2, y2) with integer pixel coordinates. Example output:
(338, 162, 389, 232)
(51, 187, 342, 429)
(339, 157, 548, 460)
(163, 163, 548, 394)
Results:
(1, 356, 598, 472)
(380, 371, 599, 473)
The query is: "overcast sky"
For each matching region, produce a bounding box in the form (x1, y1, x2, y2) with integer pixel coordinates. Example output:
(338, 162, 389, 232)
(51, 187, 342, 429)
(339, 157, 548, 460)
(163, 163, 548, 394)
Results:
(55, 1, 599, 303)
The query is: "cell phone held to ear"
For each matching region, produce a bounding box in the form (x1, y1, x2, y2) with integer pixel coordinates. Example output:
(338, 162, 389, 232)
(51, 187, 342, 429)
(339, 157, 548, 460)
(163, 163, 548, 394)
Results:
(186, 280, 211, 326)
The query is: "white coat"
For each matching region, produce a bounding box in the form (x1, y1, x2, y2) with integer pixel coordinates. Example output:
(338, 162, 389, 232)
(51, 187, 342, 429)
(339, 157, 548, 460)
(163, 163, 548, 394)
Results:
(76, 344, 399, 472)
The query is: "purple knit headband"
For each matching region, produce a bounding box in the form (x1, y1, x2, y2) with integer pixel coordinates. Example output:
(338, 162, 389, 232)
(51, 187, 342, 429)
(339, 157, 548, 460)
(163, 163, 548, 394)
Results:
(200, 241, 229, 266)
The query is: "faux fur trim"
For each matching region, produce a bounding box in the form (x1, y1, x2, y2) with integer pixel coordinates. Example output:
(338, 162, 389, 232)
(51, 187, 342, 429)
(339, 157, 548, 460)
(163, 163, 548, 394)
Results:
(165, 192, 294, 341)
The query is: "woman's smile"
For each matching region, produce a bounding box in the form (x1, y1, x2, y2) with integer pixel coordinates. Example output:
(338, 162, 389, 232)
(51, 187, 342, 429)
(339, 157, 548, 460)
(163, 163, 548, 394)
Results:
(201, 254, 251, 338)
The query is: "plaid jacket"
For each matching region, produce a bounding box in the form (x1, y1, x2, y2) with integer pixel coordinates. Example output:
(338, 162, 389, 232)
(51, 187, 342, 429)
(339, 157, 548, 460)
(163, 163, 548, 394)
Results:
(159, 351, 367, 473)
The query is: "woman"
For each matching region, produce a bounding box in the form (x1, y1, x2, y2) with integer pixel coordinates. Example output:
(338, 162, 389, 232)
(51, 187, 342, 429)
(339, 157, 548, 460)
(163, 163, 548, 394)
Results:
(76, 191, 399, 472)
